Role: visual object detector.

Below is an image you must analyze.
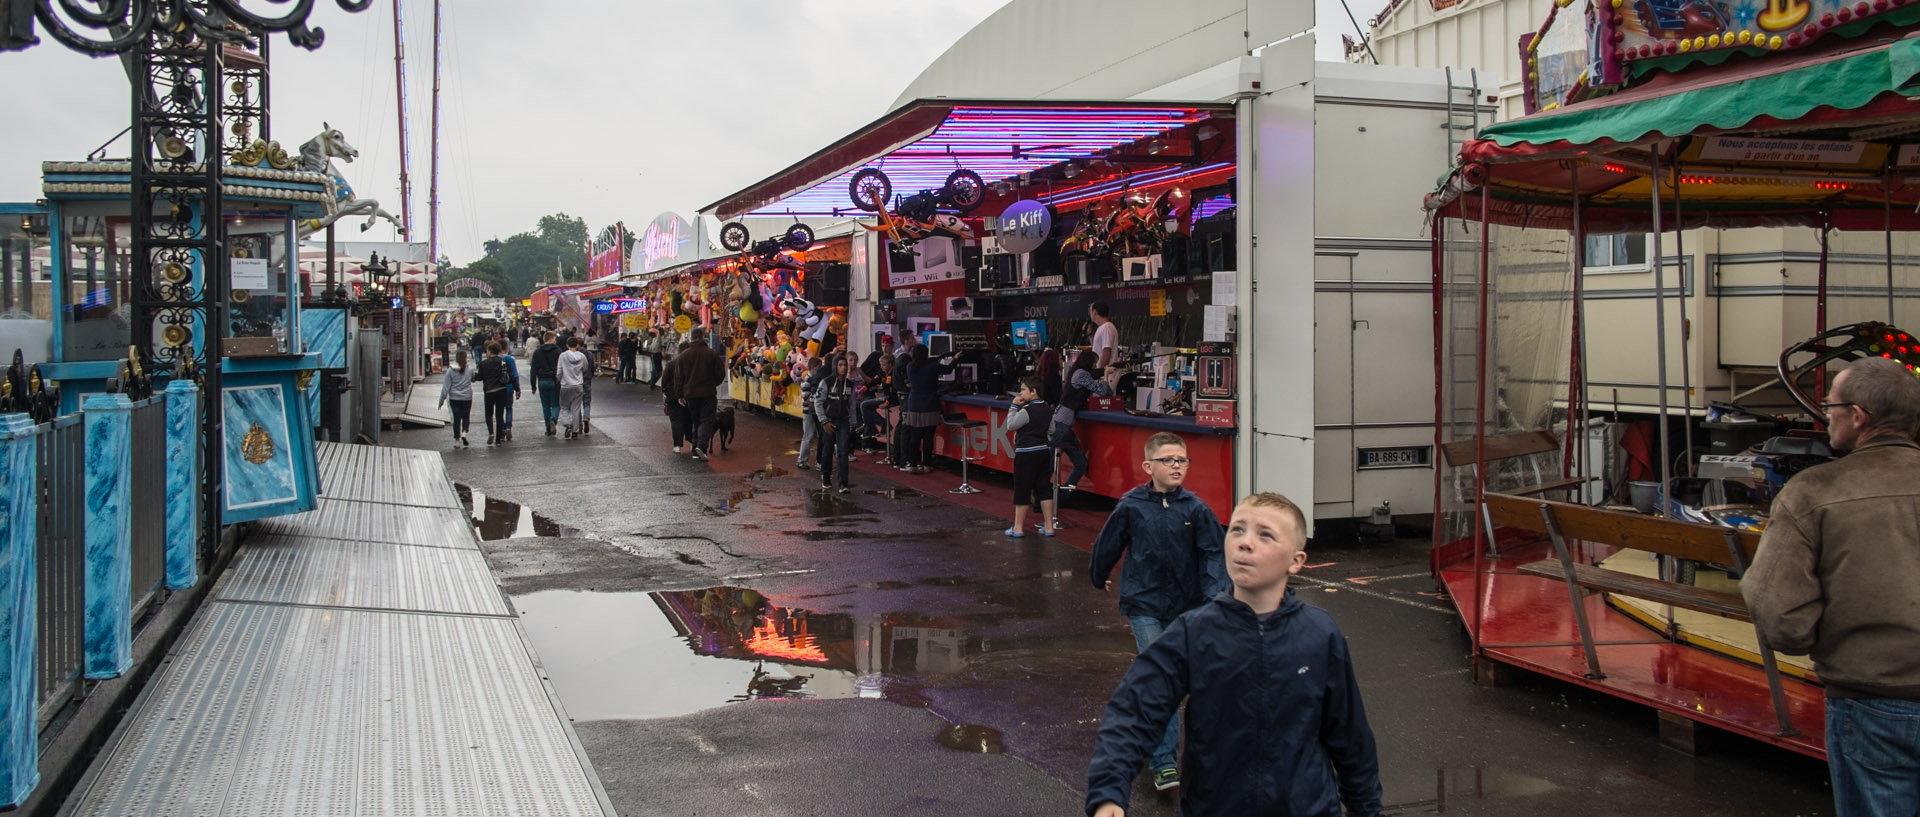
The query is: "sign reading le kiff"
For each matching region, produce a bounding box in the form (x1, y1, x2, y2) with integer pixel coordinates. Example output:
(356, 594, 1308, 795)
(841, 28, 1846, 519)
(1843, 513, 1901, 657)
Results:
(998, 200, 1053, 255)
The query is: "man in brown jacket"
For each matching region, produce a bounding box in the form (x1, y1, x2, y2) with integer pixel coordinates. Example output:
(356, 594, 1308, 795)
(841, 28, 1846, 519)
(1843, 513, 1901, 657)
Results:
(669, 327, 727, 461)
(1744, 356, 1920, 817)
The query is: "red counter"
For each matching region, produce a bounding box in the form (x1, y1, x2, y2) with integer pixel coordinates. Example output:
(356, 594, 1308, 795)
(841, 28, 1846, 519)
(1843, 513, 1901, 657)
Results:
(932, 395, 1235, 521)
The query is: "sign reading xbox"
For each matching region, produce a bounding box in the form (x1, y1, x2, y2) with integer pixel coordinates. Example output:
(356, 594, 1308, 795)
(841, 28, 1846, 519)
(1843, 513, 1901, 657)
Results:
(998, 200, 1053, 255)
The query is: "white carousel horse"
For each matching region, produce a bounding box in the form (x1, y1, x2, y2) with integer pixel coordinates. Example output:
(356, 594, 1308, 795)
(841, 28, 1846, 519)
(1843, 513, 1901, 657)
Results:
(294, 123, 407, 239)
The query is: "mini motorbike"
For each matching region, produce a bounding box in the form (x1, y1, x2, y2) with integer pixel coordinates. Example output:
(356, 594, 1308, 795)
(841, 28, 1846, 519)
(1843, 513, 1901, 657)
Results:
(848, 167, 984, 248)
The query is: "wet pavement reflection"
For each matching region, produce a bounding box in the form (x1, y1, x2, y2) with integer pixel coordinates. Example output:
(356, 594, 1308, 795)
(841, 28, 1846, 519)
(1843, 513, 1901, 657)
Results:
(456, 483, 590, 541)
(511, 585, 994, 720)
(935, 724, 1005, 754)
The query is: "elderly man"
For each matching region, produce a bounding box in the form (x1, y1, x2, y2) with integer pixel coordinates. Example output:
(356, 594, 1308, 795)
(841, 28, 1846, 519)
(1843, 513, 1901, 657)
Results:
(1744, 357, 1920, 817)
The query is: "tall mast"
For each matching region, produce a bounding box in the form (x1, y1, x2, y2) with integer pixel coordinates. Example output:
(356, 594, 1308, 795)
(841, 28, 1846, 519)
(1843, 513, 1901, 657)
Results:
(429, 0, 442, 261)
(391, 0, 414, 238)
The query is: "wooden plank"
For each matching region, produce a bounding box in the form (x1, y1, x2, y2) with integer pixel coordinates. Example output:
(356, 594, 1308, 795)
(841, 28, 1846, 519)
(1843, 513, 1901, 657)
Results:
(1511, 476, 1596, 497)
(1439, 430, 1560, 467)
(1486, 493, 1760, 565)
(1517, 560, 1751, 619)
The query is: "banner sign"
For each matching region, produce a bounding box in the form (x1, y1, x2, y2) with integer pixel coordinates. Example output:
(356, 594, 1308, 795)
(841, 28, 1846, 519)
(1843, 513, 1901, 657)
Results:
(642, 212, 694, 272)
(1698, 137, 1865, 164)
(440, 276, 495, 296)
(609, 297, 646, 313)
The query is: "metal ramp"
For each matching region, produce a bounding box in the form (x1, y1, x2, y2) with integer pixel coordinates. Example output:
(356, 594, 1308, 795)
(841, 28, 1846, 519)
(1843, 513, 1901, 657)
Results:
(59, 443, 612, 817)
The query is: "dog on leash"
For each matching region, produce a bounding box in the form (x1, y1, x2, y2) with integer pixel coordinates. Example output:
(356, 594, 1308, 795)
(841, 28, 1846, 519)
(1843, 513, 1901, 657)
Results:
(713, 405, 736, 452)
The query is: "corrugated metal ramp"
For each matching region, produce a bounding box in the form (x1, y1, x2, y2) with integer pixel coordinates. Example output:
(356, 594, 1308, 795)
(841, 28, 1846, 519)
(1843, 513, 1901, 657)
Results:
(59, 442, 614, 817)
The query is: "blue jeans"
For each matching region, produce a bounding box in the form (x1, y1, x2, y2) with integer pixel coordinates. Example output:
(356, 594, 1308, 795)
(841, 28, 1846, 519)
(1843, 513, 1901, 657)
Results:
(1128, 615, 1182, 771)
(1828, 697, 1920, 817)
(1052, 424, 1087, 488)
(820, 420, 852, 488)
(799, 411, 820, 466)
(537, 378, 559, 426)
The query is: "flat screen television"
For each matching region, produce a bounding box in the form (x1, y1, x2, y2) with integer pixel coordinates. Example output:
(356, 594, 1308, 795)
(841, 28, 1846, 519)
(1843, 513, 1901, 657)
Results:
(1010, 319, 1047, 351)
(926, 332, 955, 358)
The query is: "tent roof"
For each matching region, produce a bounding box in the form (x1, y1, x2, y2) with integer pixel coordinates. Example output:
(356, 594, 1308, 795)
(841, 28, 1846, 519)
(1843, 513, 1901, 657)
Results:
(1428, 33, 1920, 233)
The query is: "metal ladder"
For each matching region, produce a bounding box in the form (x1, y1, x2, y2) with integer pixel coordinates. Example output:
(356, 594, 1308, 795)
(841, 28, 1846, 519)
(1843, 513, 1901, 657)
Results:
(1442, 67, 1483, 163)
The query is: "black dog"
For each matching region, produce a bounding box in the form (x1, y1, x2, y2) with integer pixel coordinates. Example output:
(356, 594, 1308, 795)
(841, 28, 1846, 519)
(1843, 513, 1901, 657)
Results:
(712, 405, 736, 453)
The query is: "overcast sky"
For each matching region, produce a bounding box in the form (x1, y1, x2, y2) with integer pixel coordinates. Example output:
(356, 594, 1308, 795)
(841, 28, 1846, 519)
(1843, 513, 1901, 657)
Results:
(1, 0, 1386, 267)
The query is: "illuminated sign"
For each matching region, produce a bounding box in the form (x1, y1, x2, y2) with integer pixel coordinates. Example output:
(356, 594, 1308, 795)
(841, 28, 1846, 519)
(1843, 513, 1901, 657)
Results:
(592, 300, 616, 314)
(609, 297, 646, 313)
(642, 212, 692, 272)
(998, 200, 1053, 254)
(391, 296, 404, 309)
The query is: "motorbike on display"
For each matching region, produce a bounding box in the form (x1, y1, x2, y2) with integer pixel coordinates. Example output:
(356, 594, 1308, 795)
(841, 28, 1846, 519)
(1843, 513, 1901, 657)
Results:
(848, 167, 984, 248)
(718, 220, 816, 260)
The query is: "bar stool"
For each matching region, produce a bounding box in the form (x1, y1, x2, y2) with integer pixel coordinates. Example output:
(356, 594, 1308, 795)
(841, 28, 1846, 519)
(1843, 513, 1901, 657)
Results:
(942, 412, 986, 494)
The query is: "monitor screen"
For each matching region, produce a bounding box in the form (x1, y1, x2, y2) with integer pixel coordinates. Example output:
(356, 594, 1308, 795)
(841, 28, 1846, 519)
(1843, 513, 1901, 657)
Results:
(1010, 319, 1047, 351)
(927, 332, 954, 358)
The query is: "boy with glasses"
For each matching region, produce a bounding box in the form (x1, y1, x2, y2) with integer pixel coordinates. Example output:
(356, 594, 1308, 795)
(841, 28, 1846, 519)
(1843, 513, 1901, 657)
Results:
(1088, 431, 1228, 792)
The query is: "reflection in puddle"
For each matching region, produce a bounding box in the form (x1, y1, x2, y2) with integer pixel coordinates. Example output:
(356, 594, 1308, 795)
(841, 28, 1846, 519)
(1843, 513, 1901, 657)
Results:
(866, 488, 922, 499)
(935, 724, 1005, 754)
(455, 484, 589, 541)
(805, 491, 869, 518)
(719, 489, 756, 512)
(511, 585, 986, 720)
(745, 461, 794, 481)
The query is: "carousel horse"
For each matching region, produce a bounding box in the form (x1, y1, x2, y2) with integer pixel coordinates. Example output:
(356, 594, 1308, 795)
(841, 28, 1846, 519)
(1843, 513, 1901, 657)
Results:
(295, 123, 407, 240)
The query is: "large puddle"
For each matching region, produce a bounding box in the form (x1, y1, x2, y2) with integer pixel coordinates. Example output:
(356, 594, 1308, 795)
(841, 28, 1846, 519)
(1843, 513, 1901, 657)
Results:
(512, 585, 987, 720)
(455, 484, 590, 541)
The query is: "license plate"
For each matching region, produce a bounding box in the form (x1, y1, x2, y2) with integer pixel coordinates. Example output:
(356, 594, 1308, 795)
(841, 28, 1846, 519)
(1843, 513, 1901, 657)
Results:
(1357, 446, 1431, 470)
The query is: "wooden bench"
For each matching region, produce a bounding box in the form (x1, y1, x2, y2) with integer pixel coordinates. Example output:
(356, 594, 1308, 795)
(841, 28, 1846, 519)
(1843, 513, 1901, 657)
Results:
(1482, 492, 1799, 738)
(1440, 431, 1597, 556)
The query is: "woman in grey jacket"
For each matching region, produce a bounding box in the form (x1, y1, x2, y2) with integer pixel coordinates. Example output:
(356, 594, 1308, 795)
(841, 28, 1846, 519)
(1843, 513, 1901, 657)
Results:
(438, 349, 475, 447)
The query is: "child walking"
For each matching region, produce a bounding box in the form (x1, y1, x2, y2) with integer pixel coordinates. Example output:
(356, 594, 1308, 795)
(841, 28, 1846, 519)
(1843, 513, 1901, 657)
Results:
(1004, 376, 1055, 538)
(1088, 432, 1228, 791)
(1087, 492, 1382, 817)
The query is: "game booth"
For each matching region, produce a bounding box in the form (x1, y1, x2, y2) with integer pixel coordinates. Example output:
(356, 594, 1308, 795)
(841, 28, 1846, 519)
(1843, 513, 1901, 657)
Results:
(700, 101, 1248, 518)
(1423, 5, 1920, 758)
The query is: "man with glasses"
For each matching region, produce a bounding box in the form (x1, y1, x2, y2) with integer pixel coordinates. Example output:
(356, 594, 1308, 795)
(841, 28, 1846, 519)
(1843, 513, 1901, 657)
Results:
(1746, 357, 1920, 817)
(1088, 431, 1228, 792)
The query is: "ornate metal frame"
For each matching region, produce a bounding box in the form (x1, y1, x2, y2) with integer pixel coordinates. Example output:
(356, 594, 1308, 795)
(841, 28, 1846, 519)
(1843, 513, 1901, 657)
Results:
(12, 1, 374, 55)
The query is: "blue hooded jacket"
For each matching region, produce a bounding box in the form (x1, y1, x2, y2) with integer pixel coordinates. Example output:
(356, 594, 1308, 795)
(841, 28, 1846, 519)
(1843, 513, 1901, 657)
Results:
(1086, 589, 1382, 817)
(1089, 484, 1228, 622)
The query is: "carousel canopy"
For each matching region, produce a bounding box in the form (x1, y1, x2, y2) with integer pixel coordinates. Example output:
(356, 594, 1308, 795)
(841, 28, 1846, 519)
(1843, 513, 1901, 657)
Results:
(1428, 32, 1920, 233)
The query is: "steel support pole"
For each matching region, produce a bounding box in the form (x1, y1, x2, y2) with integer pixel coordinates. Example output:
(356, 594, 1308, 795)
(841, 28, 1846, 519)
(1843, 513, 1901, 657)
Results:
(1472, 181, 1491, 657)
(1649, 148, 1672, 499)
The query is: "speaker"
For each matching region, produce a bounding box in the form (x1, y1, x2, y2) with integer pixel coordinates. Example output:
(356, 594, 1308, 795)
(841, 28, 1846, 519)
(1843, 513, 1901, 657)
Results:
(986, 253, 1017, 288)
(1161, 234, 1190, 279)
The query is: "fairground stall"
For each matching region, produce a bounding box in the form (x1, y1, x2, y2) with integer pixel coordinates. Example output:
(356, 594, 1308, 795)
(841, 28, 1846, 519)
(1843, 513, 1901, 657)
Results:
(701, 73, 1469, 523)
(1424, 9, 1920, 758)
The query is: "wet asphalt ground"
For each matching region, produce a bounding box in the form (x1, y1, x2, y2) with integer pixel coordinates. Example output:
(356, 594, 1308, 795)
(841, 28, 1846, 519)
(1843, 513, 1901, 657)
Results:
(384, 375, 1838, 817)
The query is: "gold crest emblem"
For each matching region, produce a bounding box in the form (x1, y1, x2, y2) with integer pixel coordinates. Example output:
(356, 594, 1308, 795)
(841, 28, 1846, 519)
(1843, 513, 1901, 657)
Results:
(241, 422, 275, 464)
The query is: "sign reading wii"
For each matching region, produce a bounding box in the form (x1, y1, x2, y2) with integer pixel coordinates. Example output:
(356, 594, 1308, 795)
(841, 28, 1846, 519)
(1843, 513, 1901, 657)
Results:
(888, 237, 964, 287)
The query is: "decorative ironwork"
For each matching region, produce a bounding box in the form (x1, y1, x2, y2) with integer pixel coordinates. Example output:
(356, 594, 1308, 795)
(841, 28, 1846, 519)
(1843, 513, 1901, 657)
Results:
(222, 37, 269, 159)
(8, 0, 376, 55)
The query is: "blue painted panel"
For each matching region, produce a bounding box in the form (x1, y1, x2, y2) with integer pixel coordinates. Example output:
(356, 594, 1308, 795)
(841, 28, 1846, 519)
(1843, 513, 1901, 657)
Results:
(301, 308, 348, 369)
(164, 382, 199, 590)
(0, 415, 39, 805)
(222, 384, 298, 516)
(82, 394, 131, 679)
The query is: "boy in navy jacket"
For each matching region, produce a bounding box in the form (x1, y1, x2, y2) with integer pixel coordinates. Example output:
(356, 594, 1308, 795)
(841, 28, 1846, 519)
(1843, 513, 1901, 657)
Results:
(1087, 492, 1381, 817)
(1089, 432, 1228, 789)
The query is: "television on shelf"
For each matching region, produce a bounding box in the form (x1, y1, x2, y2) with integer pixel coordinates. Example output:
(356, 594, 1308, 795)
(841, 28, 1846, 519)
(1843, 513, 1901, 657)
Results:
(1010, 319, 1047, 351)
(926, 332, 955, 358)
